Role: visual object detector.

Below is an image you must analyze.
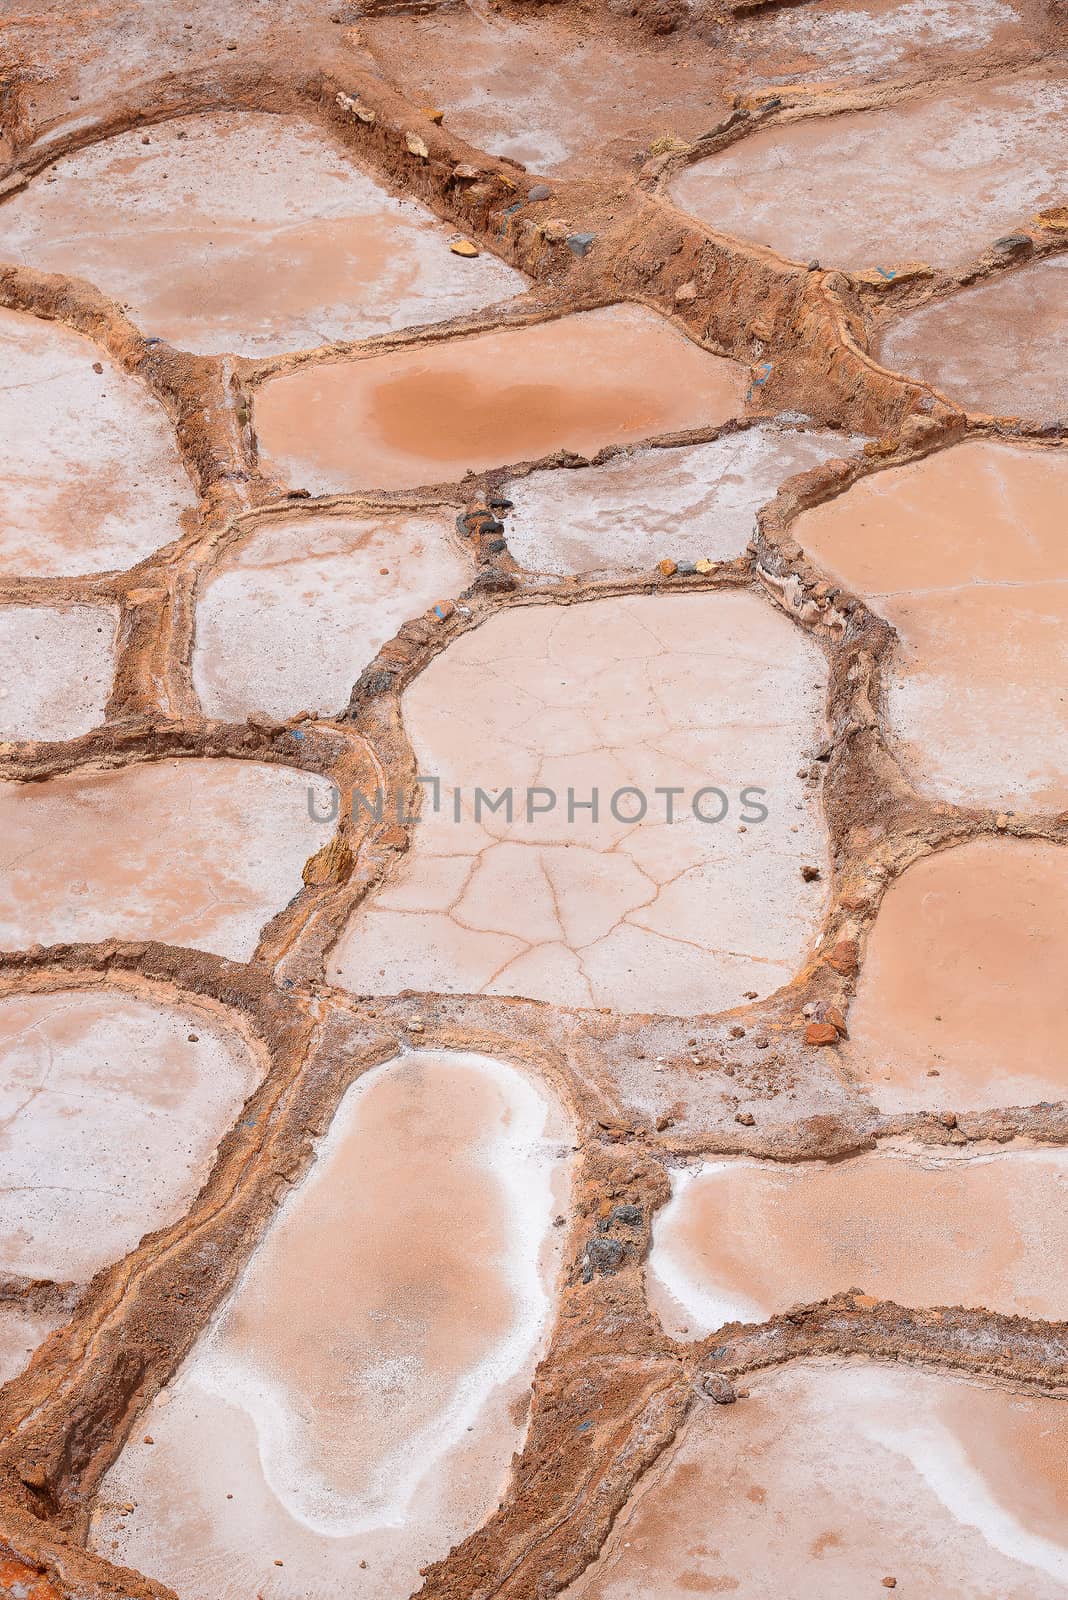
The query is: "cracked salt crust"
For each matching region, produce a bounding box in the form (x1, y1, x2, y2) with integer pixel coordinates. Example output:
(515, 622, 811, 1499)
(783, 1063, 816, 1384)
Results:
(0, 605, 117, 742)
(193, 510, 472, 722)
(793, 440, 1068, 808)
(844, 836, 1068, 1114)
(1, 112, 527, 357)
(0, 988, 262, 1282)
(252, 304, 750, 493)
(669, 71, 1068, 270)
(876, 255, 1068, 419)
(0, 759, 336, 960)
(565, 1360, 1068, 1599)
(90, 1048, 572, 1599)
(503, 426, 862, 574)
(334, 591, 828, 1014)
(648, 1147, 1068, 1337)
(0, 307, 196, 578)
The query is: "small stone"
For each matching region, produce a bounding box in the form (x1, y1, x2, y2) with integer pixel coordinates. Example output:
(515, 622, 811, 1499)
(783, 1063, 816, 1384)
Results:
(274, 1559, 284, 1567)
(431, 599, 456, 621)
(677, 559, 697, 574)
(612, 1203, 643, 1226)
(927, 1068, 940, 1077)
(825, 1005, 849, 1038)
(995, 813, 1009, 830)
(187, 1033, 199, 1043)
(807, 259, 820, 270)
(527, 184, 552, 201)
(800, 864, 821, 882)
(734, 1110, 755, 1126)
(805, 1022, 839, 1047)
(694, 558, 714, 574)
(824, 938, 858, 975)
(405, 131, 430, 158)
(406, 1017, 425, 1033)
(675, 280, 697, 302)
(92, 360, 103, 374)
(658, 558, 678, 577)
(701, 1371, 736, 1404)
(450, 238, 480, 257)
(423, 106, 445, 124)
(730, 1025, 745, 1039)
(882, 1581, 897, 1590)
(656, 1113, 674, 1130)
(939, 1111, 957, 1129)
(143, 1435, 154, 1445)
(566, 232, 596, 257)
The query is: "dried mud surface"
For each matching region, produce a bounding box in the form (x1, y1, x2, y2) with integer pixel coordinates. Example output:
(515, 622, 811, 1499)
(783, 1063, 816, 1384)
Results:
(1, 0, 1067, 1597)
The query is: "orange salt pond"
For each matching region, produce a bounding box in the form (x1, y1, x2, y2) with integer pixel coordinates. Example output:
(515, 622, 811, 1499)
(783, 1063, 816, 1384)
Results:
(89, 1048, 572, 1598)
(193, 510, 471, 721)
(0, 759, 335, 960)
(253, 305, 750, 493)
(668, 72, 1068, 270)
(564, 1360, 1068, 1599)
(876, 254, 1068, 419)
(1, 113, 525, 356)
(648, 1147, 1068, 1337)
(845, 837, 1068, 1114)
(334, 591, 828, 1014)
(0, 307, 195, 578)
(793, 440, 1068, 808)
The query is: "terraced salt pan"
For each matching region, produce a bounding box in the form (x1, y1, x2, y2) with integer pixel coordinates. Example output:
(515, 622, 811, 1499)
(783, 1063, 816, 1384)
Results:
(1, 113, 526, 357)
(254, 305, 750, 493)
(0, 988, 262, 1282)
(0, 760, 335, 959)
(564, 1361, 1068, 1599)
(504, 426, 860, 574)
(334, 591, 828, 1014)
(0, 605, 116, 742)
(362, 13, 729, 177)
(194, 510, 471, 722)
(90, 1049, 572, 1599)
(845, 837, 1068, 1114)
(0, 307, 196, 577)
(793, 441, 1068, 808)
(876, 255, 1068, 419)
(648, 1147, 1068, 1337)
(668, 72, 1068, 271)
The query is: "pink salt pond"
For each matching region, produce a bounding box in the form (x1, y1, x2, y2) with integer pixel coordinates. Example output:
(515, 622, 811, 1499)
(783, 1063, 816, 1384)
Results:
(334, 591, 828, 1014)
(564, 1360, 1068, 1599)
(253, 305, 750, 493)
(648, 1147, 1068, 1337)
(1, 113, 525, 356)
(793, 440, 1068, 809)
(0, 307, 195, 578)
(0, 987, 262, 1283)
(502, 426, 860, 574)
(668, 71, 1068, 270)
(844, 837, 1068, 1114)
(90, 1048, 572, 1598)
(876, 254, 1068, 420)
(193, 510, 471, 722)
(0, 759, 335, 960)
(361, 13, 730, 177)
(0, 987, 262, 1386)
(0, 604, 116, 741)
